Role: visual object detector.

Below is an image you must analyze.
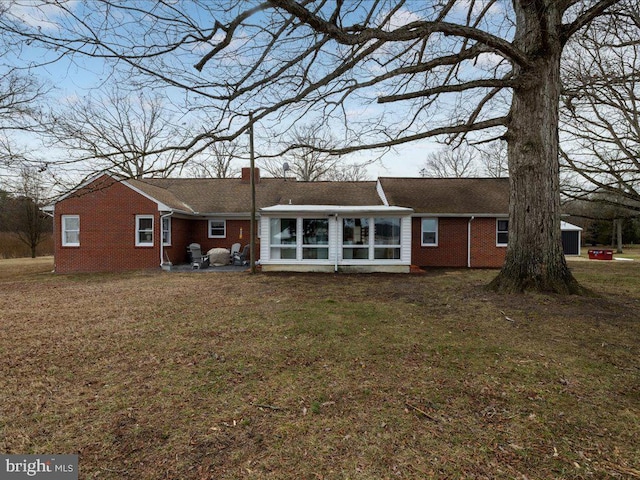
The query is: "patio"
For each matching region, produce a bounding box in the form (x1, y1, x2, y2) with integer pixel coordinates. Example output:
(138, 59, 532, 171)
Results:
(164, 263, 252, 273)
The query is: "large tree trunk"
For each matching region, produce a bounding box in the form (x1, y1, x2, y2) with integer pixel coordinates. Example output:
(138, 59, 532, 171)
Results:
(490, 0, 584, 294)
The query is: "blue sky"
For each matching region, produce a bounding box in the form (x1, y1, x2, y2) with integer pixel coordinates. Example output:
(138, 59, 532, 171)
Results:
(3, 1, 512, 182)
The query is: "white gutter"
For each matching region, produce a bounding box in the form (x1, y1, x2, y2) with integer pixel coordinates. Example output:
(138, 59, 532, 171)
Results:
(160, 212, 173, 268)
(467, 216, 475, 268)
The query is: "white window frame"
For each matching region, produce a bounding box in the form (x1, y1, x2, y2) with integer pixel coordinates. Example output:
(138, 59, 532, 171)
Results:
(208, 219, 226, 238)
(342, 217, 402, 261)
(162, 217, 171, 246)
(61, 215, 80, 247)
(497, 218, 509, 246)
(421, 217, 438, 246)
(136, 215, 154, 247)
(301, 218, 329, 260)
(269, 217, 298, 260)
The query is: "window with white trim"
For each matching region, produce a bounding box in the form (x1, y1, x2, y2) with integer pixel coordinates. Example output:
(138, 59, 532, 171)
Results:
(497, 219, 509, 246)
(269, 218, 297, 259)
(421, 218, 438, 246)
(342, 217, 370, 259)
(136, 215, 154, 247)
(374, 217, 401, 259)
(162, 217, 171, 246)
(61, 215, 80, 247)
(343, 217, 401, 260)
(208, 219, 226, 238)
(302, 218, 329, 259)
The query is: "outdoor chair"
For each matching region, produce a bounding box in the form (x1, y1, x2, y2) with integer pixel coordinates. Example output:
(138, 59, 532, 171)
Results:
(188, 243, 210, 269)
(230, 242, 241, 259)
(232, 244, 250, 266)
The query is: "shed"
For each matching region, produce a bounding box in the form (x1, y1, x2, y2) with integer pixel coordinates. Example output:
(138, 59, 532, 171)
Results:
(561, 221, 583, 256)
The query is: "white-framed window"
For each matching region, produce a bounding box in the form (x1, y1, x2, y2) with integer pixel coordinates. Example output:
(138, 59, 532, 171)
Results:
(61, 215, 80, 247)
(162, 217, 171, 246)
(136, 215, 154, 247)
(497, 219, 509, 246)
(208, 219, 226, 238)
(421, 218, 438, 246)
(268, 217, 330, 260)
(343, 217, 401, 260)
(269, 218, 297, 259)
(302, 218, 329, 260)
(342, 217, 370, 259)
(374, 217, 401, 259)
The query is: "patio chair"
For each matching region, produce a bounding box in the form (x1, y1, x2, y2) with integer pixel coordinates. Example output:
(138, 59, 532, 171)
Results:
(188, 243, 210, 269)
(230, 242, 241, 259)
(232, 244, 250, 266)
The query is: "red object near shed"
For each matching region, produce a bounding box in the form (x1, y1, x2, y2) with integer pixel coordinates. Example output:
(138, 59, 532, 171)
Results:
(588, 249, 613, 260)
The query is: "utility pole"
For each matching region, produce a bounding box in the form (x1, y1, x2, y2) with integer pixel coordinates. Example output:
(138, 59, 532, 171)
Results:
(249, 112, 256, 274)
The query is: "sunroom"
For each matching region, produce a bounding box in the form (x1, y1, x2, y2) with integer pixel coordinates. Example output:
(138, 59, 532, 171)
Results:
(259, 205, 413, 273)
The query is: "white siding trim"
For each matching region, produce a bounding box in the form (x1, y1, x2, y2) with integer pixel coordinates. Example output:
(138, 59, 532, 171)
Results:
(401, 217, 412, 263)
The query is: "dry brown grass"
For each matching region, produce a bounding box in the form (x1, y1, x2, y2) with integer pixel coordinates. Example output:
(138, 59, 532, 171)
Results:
(1, 258, 639, 479)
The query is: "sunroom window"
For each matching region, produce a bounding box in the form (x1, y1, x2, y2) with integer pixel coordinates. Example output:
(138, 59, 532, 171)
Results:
(302, 218, 329, 259)
(374, 217, 401, 259)
(343, 217, 401, 260)
(342, 218, 370, 259)
(270, 218, 297, 259)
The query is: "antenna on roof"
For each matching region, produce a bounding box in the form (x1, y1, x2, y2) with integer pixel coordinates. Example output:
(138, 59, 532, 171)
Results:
(283, 162, 290, 181)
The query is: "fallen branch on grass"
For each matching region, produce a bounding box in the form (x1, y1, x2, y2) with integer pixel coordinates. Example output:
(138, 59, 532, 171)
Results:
(254, 404, 284, 411)
(405, 402, 440, 422)
(500, 310, 515, 322)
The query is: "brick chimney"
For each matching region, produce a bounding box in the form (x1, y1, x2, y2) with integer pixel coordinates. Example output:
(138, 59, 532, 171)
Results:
(241, 167, 260, 183)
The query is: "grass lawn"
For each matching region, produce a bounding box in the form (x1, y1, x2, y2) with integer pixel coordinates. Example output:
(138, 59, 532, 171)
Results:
(1, 257, 638, 479)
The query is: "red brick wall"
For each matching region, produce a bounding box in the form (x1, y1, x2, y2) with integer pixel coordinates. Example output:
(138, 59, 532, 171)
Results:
(411, 217, 468, 267)
(470, 217, 506, 268)
(54, 176, 161, 273)
(163, 217, 193, 265)
(188, 219, 260, 258)
(53, 177, 262, 272)
(411, 216, 506, 268)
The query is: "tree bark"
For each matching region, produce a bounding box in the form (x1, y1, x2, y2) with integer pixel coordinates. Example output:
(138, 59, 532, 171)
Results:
(616, 219, 623, 253)
(489, 0, 585, 294)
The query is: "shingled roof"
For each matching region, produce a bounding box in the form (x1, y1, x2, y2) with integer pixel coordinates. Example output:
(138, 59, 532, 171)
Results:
(129, 177, 383, 215)
(378, 177, 509, 214)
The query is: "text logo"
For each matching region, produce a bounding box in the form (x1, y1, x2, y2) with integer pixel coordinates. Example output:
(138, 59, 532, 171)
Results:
(0, 455, 77, 479)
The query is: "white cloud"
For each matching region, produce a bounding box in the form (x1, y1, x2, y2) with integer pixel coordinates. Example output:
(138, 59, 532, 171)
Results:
(7, 0, 74, 31)
(383, 8, 424, 31)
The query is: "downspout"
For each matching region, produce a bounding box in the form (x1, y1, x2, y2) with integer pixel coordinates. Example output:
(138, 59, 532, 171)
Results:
(160, 212, 173, 268)
(334, 213, 339, 273)
(467, 216, 475, 268)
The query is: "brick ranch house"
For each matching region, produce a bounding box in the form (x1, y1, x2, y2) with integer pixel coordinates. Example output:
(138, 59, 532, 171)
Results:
(44, 168, 580, 274)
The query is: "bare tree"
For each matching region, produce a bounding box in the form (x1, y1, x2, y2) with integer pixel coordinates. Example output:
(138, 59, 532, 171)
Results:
(0, 69, 46, 178)
(260, 124, 373, 181)
(48, 89, 191, 179)
(323, 163, 370, 182)
(2, 167, 51, 258)
(478, 141, 509, 178)
(560, 1, 640, 212)
(0, 0, 626, 292)
(420, 145, 477, 178)
(186, 141, 243, 178)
